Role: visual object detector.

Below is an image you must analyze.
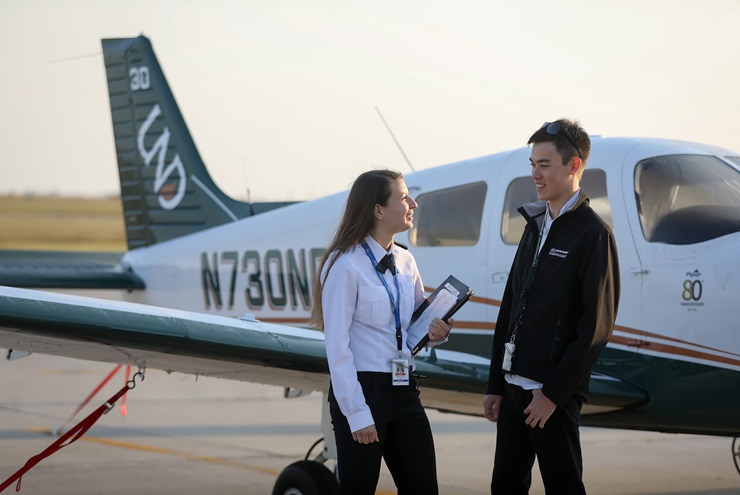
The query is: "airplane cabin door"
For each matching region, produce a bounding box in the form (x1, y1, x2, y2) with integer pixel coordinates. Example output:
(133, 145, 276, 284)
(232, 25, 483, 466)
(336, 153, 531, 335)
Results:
(400, 180, 491, 357)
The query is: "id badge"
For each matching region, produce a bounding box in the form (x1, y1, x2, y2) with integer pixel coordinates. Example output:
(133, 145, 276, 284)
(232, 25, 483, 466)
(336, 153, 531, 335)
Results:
(391, 358, 410, 386)
(502, 342, 516, 372)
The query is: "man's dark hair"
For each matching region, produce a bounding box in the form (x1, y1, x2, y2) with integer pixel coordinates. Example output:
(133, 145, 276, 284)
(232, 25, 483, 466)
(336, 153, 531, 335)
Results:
(528, 118, 591, 166)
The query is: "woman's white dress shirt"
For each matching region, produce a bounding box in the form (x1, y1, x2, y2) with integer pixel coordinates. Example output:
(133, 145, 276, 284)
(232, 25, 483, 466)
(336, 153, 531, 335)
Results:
(322, 235, 425, 432)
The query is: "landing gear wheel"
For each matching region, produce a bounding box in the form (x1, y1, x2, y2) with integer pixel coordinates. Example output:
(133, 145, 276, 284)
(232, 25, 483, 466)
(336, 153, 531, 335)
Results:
(733, 437, 740, 476)
(272, 460, 338, 495)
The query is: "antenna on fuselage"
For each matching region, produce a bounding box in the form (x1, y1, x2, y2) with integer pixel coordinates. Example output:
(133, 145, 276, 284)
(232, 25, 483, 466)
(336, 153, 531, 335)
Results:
(375, 106, 416, 173)
(246, 188, 255, 216)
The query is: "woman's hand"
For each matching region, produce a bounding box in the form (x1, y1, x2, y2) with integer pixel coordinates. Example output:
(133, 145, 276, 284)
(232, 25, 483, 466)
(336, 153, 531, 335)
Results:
(352, 424, 379, 444)
(428, 317, 453, 342)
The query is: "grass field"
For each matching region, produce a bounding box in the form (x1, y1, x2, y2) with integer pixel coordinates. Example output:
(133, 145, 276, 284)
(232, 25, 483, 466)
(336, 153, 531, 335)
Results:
(0, 195, 126, 251)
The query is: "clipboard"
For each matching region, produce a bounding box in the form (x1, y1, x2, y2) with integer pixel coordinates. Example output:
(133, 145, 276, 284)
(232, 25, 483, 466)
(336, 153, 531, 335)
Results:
(407, 275, 474, 356)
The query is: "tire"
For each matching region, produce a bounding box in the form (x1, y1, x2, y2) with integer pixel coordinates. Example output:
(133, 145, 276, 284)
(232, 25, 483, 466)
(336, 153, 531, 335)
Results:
(272, 460, 338, 495)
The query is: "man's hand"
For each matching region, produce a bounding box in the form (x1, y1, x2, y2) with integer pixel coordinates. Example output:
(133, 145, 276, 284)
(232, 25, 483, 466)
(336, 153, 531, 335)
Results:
(524, 389, 556, 428)
(483, 394, 502, 421)
(352, 424, 379, 444)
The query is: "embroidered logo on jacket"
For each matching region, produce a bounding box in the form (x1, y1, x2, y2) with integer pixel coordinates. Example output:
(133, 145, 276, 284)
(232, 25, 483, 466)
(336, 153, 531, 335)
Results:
(548, 248, 569, 258)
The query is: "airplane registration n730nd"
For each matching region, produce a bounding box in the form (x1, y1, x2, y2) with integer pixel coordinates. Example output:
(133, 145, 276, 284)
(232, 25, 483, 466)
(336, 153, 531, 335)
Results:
(0, 35, 739, 492)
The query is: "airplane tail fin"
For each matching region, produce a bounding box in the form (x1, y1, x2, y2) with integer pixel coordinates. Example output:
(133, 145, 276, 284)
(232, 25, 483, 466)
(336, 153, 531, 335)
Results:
(101, 36, 294, 250)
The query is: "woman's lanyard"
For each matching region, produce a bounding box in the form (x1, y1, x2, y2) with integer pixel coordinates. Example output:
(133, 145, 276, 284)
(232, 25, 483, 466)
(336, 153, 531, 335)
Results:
(361, 241, 403, 353)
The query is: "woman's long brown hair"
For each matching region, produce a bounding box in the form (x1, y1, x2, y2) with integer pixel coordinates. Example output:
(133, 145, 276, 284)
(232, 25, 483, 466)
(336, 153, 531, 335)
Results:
(310, 169, 402, 330)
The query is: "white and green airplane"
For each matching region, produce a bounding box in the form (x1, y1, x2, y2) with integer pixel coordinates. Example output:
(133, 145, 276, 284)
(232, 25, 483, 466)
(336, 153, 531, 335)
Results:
(1, 36, 739, 493)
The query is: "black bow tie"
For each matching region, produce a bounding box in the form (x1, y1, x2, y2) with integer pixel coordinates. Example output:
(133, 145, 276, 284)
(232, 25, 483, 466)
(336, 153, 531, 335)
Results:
(376, 253, 396, 275)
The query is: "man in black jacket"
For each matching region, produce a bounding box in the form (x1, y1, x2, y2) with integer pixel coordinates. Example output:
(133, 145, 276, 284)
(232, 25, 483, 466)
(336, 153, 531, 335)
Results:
(484, 119, 620, 494)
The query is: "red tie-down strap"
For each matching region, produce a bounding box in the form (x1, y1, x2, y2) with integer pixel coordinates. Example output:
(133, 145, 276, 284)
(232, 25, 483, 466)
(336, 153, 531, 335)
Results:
(53, 364, 130, 436)
(0, 371, 144, 493)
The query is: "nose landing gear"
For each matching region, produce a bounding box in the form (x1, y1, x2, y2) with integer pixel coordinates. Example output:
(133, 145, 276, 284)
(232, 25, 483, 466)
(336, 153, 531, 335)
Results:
(272, 458, 337, 495)
(272, 438, 338, 495)
(272, 387, 339, 495)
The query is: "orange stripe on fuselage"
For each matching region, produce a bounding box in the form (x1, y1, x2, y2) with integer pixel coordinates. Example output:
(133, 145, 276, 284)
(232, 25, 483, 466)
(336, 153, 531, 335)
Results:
(609, 334, 740, 368)
(259, 296, 739, 369)
(614, 324, 740, 359)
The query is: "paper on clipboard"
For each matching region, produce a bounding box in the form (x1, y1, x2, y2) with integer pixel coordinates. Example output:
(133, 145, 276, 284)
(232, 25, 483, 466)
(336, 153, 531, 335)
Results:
(407, 275, 473, 356)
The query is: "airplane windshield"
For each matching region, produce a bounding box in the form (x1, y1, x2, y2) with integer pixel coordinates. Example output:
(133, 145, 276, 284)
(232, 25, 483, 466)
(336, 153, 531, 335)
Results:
(634, 154, 740, 244)
(726, 156, 740, 170)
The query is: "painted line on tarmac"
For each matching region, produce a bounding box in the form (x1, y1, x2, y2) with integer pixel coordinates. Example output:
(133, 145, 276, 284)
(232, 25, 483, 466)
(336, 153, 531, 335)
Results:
(29, 427, 280, 476)
(27, 428, 396, 495)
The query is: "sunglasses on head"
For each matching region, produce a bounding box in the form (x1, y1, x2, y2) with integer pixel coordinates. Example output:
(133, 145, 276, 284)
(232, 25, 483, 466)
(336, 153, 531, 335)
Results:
(540, 122, 582, 159)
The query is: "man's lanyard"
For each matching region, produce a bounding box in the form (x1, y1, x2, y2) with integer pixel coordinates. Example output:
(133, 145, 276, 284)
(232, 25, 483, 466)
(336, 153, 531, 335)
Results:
(361, 241, 403, 352)
(511, 205, 549, 342)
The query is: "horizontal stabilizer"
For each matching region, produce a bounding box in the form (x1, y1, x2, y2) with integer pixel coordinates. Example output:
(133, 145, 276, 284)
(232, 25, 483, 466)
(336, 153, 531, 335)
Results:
(0, 250, 144, 289)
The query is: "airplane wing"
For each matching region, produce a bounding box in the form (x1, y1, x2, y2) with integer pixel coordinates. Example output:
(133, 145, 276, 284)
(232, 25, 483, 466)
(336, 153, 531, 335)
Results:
(0, 285, 329, 391)
(0, 286, 647, 416)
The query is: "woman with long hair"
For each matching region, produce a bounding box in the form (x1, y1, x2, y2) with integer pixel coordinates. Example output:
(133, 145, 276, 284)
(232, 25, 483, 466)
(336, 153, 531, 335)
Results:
(311, 169, 452, 494)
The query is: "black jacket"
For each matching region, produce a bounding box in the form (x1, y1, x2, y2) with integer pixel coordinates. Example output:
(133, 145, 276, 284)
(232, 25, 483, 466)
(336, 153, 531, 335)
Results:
(487, 191, 620, 406)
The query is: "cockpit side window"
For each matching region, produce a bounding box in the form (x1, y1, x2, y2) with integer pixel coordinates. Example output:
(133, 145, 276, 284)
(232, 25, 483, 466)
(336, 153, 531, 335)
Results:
(634, 155, 740, 244)
(409, 182, 487, 247)
(502, 169, 612, 245)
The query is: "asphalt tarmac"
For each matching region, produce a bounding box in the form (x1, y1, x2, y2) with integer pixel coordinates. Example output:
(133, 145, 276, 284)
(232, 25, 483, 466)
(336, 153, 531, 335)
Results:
(1, 353, 738, 494)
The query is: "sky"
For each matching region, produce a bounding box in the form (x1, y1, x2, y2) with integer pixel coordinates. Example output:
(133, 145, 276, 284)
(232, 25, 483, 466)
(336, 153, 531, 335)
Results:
(1, 0, 739, 201)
